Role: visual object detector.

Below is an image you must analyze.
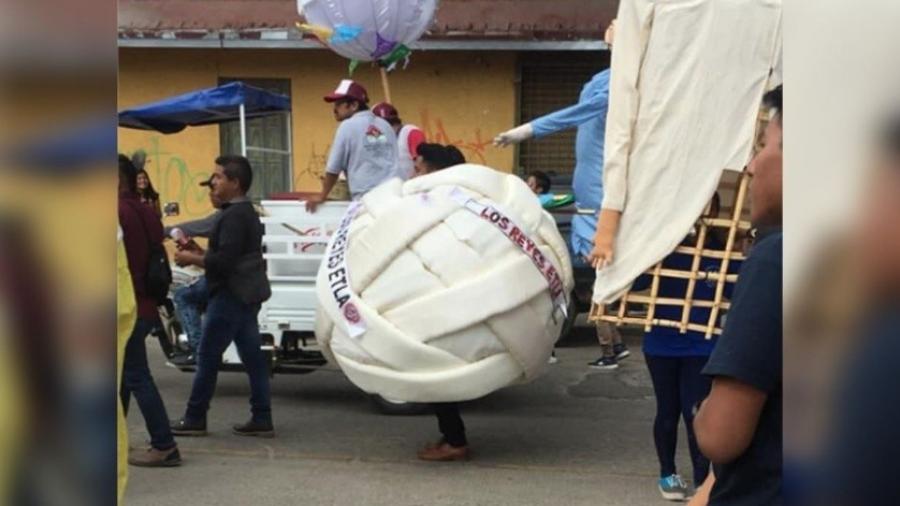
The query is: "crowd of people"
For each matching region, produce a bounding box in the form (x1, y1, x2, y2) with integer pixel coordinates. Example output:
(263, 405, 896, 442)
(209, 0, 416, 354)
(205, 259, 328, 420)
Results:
(118, 63, 783, 504)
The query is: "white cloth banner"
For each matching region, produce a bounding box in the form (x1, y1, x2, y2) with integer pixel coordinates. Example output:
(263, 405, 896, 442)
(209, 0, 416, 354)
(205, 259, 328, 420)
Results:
(448, 187, 568, 320)
(323, 201, 367, 338)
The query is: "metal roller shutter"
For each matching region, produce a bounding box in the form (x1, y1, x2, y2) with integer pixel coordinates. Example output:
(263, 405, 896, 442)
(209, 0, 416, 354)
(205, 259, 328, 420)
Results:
(517, 51, 609, 182)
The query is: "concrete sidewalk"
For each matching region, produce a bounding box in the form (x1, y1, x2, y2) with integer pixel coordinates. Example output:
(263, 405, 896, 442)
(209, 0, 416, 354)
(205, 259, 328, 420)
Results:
(125, 325, 696, 505)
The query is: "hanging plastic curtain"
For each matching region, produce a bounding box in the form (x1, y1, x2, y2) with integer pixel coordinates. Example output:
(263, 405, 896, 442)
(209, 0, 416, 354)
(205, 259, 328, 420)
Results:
(296, 0, 438, 69)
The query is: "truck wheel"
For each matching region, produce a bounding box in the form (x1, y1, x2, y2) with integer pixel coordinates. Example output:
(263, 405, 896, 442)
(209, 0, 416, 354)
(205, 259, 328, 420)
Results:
(556, 294, 580, 345)
(370, 395, 430, 416)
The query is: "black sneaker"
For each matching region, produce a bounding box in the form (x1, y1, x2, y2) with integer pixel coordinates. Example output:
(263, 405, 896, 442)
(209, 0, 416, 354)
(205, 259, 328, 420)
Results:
(170, 417, 208, 437)
(613, 343, 631, 361)
(588, 356, 619, 370)
(232, 419, 275, 438)
(168, 353, 197, 368)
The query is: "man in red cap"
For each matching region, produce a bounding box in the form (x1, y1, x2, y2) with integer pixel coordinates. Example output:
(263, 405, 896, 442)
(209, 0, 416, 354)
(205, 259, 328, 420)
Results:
(306, 79, 398, 212)
(373, 102, 426, 180)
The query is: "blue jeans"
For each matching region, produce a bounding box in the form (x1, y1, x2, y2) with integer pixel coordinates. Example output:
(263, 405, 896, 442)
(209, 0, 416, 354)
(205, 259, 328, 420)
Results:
(185, 290, 271, 424)
(121, 318, 176, 451)
(173, 276, 208, 352)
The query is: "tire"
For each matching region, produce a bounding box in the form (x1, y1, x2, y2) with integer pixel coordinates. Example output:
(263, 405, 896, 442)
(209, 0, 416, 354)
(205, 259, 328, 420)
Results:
(370, 395, 430, 416)
(556, 292, 580, 345)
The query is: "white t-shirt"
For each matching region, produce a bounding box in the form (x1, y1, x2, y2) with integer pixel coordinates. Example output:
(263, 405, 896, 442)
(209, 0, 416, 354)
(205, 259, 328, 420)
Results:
(326, 110, 398, 199)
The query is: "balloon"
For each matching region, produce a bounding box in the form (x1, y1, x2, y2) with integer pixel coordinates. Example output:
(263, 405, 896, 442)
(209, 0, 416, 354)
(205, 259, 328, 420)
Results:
(297, 0, 438, 63)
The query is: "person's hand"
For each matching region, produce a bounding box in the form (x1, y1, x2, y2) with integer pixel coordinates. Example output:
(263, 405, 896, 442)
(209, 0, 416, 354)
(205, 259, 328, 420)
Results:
(588, 230, 615, 269)
(174, 249, 198, 267)
(588, 209, 622, 269)
(604, 18, 617, 48)
(686, 471, 714, 506)
(183, 240, 204, 254)
(304, 194, 325, 213)
(493, 123, 534, 147)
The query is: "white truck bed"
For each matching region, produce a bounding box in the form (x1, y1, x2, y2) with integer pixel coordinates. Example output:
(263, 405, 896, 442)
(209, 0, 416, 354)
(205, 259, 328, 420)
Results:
(259, 200, 350, 335)
(219, 200, 349, 366)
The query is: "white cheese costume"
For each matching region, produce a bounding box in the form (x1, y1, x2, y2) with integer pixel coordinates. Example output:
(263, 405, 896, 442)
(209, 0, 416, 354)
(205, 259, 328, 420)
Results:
(594, 0, 782, 303)
(315, 164, 574, 402)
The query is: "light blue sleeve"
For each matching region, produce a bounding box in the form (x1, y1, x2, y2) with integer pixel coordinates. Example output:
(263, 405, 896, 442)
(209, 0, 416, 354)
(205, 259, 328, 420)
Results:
(531, 75, 610, 138)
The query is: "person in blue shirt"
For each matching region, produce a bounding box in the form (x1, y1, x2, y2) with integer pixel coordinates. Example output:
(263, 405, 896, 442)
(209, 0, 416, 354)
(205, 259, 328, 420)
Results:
(495, 21, 628, 369)
(495, 67, 610, 263)
(631, 194, 741, 501)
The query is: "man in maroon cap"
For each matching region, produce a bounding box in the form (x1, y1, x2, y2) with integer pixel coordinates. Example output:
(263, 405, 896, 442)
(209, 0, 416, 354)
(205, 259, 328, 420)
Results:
(373, 102, 426, 180)
(306, 79, 398, 212)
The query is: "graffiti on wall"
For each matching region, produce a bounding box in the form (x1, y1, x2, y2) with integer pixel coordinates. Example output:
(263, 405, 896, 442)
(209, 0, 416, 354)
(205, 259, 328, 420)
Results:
(126, 136, 213, 218)
(418, 109, 493, 165)
(299, 142, 329, 182)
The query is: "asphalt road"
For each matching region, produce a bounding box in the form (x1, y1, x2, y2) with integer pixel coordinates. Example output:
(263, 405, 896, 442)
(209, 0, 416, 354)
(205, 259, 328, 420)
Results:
(125, 323, 695, 506)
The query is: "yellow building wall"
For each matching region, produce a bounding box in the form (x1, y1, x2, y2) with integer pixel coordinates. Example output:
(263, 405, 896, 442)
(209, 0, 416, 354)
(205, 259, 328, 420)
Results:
(118, 48, 517, 222)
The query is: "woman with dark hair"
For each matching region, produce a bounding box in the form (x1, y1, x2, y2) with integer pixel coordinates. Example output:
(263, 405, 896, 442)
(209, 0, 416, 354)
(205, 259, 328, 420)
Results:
(413, 143, 465, 178)
(118, 154, 181, 466)
(136, 168, 162, 218)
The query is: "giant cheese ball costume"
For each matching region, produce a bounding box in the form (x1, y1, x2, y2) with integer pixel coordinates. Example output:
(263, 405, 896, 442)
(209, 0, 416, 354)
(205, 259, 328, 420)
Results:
(315, 164, 574, 403)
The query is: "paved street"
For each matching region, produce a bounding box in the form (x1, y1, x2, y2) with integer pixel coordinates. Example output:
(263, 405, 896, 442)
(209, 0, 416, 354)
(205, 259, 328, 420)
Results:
(125, 322, 694, 506)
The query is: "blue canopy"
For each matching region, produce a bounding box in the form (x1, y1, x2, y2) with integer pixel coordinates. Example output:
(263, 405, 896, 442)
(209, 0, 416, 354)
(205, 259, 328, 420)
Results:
(118, 82, 291, 134)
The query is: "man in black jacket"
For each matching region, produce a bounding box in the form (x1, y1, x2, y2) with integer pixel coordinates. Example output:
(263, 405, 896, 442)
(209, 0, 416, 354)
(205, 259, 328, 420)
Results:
(170, 155, 274, 437)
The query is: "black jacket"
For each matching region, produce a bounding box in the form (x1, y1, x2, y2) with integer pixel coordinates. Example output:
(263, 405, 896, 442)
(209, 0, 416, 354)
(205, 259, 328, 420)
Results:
(204, 199, 268, 303)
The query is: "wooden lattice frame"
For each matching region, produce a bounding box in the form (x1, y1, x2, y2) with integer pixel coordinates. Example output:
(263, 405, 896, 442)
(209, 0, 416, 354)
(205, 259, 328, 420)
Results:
(589, 172, 753, 338)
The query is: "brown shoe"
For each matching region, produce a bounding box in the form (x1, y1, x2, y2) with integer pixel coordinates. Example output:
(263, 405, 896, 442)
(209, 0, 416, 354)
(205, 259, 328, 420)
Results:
(423, 438, 446, 450)
(417, 443, 469, 462)
(128, 446, 182, 467)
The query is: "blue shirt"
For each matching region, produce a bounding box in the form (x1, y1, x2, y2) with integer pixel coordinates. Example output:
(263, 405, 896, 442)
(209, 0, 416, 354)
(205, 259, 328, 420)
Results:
(531, 69, 610, 259)
(636, 237, 740, 357)
(703, 229, 783, 506)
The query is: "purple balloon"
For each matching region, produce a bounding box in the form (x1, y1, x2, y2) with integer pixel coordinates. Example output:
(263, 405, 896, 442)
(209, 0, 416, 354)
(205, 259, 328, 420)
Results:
(299, 0, 438, 62)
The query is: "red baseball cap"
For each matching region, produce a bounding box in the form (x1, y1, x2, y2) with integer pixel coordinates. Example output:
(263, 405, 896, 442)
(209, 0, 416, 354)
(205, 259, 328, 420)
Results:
(323, 79, 369, 104)
(372, 102, 400, 121)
